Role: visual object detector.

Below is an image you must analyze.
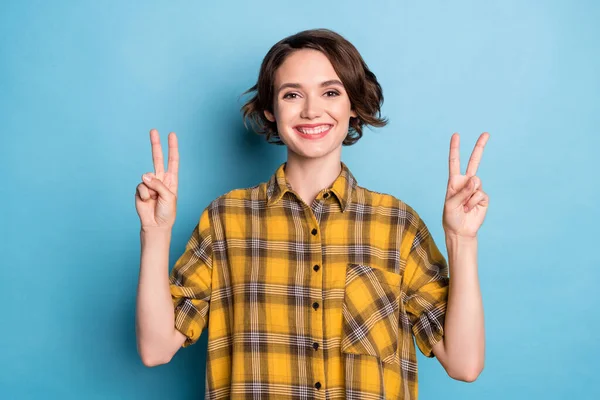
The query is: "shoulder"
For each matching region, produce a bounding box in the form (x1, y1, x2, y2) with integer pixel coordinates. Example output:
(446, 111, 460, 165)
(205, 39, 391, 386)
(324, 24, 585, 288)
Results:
(202, 181, 268, 212)
(354, 184, 422, 228)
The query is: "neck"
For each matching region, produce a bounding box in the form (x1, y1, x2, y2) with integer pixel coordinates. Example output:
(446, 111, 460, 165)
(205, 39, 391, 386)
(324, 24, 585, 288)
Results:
(284, 150, 342, 206)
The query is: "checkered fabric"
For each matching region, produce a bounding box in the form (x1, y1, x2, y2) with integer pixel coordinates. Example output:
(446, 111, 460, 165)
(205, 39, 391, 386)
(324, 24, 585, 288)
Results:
(169, 161, 449, 399)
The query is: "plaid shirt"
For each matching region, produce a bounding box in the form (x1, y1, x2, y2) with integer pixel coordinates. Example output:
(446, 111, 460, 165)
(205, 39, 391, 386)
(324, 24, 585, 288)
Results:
(169, 161, 449, 399)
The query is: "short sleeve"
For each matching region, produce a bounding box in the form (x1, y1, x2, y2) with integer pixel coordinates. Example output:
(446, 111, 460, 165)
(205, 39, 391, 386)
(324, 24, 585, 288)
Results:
(403, 213, 449, 358)
(169, 207, 213, 347)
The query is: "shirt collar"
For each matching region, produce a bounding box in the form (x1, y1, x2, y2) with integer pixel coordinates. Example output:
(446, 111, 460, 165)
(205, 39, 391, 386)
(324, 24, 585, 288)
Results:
(266, 161, 357, 212)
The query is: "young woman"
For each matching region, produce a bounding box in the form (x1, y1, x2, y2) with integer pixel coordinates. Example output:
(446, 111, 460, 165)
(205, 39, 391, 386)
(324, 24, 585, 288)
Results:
(135, 28, 489, 399)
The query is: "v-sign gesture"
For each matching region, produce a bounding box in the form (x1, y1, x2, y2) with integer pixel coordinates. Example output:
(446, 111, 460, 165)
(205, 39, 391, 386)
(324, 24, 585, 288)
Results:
(135, 129, 180, 230)
(442, 132, 490, 239)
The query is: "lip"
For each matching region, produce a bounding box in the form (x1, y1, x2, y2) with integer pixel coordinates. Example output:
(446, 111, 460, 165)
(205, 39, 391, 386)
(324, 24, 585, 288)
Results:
(293, 123, 333, 129)
(293, 124, 333, 140)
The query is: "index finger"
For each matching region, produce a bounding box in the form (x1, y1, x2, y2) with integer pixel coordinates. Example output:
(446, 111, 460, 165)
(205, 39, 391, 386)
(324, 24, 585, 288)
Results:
(465, 132, 490, 177)
(149, 129, 165, 178)
(448, 133, 461, 177)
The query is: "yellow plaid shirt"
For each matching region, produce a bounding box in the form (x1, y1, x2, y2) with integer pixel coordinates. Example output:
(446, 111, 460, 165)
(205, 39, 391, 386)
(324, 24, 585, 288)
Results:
(169, 161, 449, 399)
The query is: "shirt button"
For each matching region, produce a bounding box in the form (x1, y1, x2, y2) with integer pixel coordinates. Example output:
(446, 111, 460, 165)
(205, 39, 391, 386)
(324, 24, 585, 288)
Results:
(313, 342, 319, 350)
(312, 302, 319, 310)
(323, 192, 330, 199)
(313, 264, 320, 272)
(314, 382, 321, 390)
(311, 228, 318, 236)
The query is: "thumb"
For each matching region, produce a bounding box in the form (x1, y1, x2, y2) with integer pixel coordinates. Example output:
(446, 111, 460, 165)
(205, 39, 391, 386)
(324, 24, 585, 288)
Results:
(450, 177, 479, 206)
(142, 173, 174, 200)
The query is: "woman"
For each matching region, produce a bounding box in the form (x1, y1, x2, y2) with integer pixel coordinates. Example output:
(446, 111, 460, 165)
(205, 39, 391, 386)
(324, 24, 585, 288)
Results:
(135, 28, 489, 399)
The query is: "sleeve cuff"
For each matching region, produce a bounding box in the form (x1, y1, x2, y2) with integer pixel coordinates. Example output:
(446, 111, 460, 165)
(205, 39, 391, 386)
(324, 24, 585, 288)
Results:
(412, 303, 446, 358)
(172, 297, 208, 348)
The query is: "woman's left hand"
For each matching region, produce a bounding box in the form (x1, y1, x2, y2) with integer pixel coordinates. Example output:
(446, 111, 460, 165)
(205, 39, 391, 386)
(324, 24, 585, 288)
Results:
(442, 132, 490, 239)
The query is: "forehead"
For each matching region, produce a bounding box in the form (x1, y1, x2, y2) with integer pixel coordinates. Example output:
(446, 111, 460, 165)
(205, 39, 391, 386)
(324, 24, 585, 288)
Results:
(274, 49, 340, 86)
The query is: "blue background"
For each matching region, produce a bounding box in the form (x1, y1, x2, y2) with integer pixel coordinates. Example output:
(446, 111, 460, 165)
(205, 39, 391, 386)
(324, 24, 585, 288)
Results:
(2, 0, 598, 399)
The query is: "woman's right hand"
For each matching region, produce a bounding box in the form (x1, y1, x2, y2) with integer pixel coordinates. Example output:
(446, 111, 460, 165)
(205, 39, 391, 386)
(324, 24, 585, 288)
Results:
(135, 129, 180, 231)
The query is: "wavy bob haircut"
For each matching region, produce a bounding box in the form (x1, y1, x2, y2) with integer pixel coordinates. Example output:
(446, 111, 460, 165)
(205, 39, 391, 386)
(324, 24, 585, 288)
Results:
(241, 28, 387, 146)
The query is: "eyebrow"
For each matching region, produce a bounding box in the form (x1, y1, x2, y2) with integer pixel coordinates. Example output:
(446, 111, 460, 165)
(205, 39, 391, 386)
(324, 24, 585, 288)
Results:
(277, 79, 344, 94)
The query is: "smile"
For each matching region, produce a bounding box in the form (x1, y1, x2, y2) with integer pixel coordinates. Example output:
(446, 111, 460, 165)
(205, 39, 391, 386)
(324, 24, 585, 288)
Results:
(293, 124, 333, 139)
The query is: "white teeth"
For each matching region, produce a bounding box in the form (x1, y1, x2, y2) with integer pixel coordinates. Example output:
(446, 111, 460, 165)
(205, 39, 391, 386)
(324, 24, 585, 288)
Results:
(296, 125, 331, 134)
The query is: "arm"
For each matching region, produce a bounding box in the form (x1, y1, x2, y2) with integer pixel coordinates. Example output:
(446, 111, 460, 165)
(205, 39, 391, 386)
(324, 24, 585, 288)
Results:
(432, 235, 484, 382)
(136, 227, 186, 367)
(134, 129, 195, 367)
(434, 132, 490, 381)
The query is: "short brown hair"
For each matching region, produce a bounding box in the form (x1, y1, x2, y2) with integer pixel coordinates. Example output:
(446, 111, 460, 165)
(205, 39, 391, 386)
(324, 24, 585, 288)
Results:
(240, 28, 387, 146)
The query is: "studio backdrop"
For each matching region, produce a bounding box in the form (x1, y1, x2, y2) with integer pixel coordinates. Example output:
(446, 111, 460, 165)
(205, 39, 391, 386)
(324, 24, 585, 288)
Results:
(1, 0, 598, 399)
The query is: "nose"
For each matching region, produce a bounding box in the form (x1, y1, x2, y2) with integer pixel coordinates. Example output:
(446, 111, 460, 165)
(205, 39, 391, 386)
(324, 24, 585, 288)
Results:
(300, 96, 322, 119)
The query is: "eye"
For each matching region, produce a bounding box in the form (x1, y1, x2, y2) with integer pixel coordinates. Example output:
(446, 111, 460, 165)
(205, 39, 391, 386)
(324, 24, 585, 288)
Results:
(325, 90, 340, 97)
(283, 92, 299, 99)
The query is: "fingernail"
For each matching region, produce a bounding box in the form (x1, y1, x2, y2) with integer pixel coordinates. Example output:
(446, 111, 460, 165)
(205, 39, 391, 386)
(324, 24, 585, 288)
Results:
(143, 174, 151, 183)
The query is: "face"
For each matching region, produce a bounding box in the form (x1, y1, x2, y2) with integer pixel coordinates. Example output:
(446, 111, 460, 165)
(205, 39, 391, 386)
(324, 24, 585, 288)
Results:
(264, 49, 357, 161)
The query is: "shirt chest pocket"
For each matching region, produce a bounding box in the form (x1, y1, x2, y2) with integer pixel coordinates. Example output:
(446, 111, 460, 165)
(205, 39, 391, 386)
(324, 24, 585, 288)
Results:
(340, 263, 402, 365)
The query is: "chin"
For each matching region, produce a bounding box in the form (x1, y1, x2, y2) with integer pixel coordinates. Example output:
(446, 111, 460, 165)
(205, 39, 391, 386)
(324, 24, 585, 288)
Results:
(288, 144, 340, 160)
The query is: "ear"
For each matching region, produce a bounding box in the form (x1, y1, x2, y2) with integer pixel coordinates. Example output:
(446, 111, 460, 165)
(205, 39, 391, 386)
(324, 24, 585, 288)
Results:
(350, 109, 358, 118)
(264, 110, 276, 122)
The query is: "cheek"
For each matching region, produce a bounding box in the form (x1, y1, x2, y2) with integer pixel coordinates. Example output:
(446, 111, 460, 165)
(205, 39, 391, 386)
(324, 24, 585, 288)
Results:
(274, 103, 300, 126)
(331, 102, 353, 124)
